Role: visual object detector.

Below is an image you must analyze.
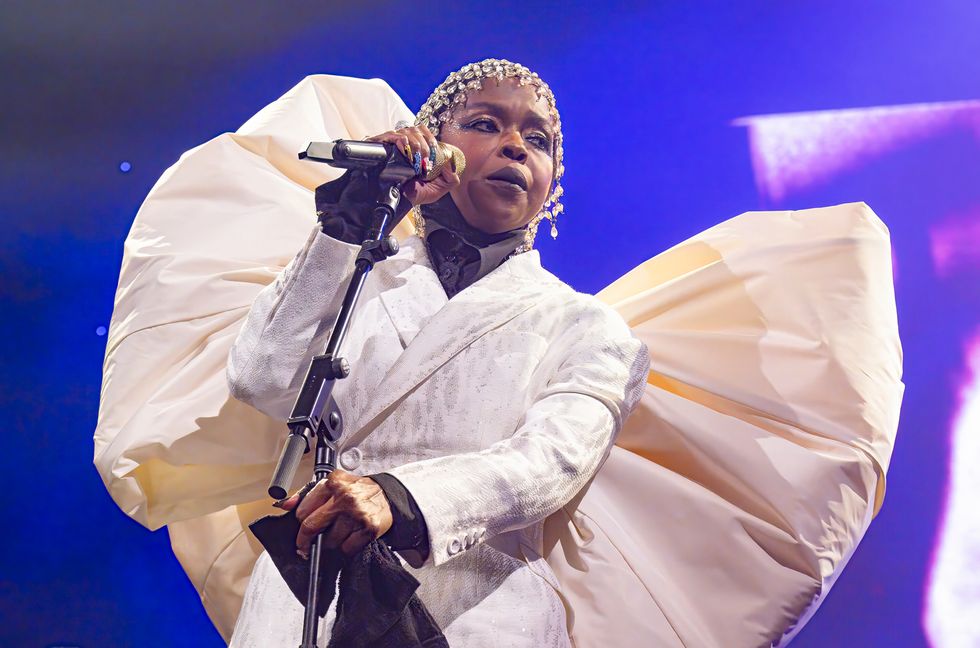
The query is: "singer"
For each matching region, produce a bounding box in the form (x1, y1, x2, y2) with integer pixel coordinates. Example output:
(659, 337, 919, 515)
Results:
(227, 58, 648, 646)
(95, 58, 902, 647)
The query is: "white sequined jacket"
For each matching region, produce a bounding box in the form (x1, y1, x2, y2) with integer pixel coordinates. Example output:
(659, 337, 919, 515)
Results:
(225, 226, 649, 646)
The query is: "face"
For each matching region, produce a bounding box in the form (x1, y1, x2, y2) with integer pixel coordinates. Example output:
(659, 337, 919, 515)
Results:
(437, 78, 557, 234)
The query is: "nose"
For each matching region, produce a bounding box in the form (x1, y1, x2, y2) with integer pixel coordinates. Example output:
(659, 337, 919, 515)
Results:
(500, 130, 528, 162)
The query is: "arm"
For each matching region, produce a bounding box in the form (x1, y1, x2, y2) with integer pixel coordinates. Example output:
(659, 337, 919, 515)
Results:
(388, 303, 650, 566)
(229, 159, 447, 561)
(228, 120, 458, 419)
(226, 166, 413, 418)
(226, 224, 361, 421)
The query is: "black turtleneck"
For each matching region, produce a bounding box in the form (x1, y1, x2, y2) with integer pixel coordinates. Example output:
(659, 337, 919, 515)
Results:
(313, 169, 525, 565)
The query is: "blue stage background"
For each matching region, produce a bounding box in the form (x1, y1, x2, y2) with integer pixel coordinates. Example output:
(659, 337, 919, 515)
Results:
(2, 2, 978, 646)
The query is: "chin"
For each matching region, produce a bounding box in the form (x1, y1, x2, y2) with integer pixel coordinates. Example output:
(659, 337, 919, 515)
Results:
(471, 213, 524, 234)
(467, 187, 531, 231)
(457, 201, 512, 232)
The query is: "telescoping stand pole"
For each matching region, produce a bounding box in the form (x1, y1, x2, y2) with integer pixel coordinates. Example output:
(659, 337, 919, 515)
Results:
(268, 142, 412, 648)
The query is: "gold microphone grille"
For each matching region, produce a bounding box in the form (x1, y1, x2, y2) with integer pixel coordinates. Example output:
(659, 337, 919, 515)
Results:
(426, 142, 466, 181)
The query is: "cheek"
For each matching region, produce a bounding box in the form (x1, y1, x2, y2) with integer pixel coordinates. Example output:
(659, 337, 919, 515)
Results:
(531, 158, 555, 203)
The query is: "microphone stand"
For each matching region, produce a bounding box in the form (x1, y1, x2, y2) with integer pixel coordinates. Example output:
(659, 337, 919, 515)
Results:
(268, 141, 414, 648)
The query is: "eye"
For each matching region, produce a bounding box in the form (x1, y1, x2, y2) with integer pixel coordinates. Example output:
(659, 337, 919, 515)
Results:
(465, 118, 498, 132)
(527, 132, 552, 152)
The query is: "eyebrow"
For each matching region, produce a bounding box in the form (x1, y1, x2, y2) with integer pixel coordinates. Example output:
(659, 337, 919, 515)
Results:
(462, 101, 555, 136)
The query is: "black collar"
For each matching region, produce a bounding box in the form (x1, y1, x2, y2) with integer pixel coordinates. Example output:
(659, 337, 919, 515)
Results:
(419, 196, 525, 298)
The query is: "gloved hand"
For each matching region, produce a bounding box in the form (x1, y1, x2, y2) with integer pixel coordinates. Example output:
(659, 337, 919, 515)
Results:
(314, 167, 414, 244)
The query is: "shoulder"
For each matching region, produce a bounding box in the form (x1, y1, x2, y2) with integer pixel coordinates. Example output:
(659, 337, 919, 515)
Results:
(522, 261, 638, 345)
(521, 263, 650, 414)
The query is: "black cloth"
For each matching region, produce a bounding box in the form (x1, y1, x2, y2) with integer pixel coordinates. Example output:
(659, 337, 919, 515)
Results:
(315, 170, 525, 297)
(249, 494, 448, 648)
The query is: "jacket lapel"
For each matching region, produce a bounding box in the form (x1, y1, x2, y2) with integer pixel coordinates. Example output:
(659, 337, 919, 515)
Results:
(376, 237, 447, 348)
(340, 247, 557, 451)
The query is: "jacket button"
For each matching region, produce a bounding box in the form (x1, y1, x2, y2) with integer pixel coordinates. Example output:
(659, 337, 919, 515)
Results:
(447, 538, 463, 555)
(339, 447, 362, 471)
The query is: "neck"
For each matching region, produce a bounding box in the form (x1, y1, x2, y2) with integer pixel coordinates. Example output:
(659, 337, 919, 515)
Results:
(420, 195, 523, 248)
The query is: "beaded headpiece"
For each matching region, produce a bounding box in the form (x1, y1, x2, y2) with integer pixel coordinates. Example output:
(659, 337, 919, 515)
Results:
(412, 58, 565, 253)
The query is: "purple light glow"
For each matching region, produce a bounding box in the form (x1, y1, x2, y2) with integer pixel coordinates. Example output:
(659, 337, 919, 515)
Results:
(924, 332, 980, 647)
(736, 101, 980, 204)
(930, 210, 980, 278)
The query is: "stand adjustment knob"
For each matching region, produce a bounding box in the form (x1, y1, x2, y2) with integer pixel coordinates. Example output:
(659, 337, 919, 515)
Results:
(382, 235, 400, 257)
(332, 357, 350, 378)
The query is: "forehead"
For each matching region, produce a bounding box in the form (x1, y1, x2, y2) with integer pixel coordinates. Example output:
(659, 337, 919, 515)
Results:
(458, 78, 555, 130)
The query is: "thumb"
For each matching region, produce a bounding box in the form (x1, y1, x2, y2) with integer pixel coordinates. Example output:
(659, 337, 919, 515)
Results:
(273, 491, 301, 511)
(273, 479, 319, 511)
(415, 167, 461, 205)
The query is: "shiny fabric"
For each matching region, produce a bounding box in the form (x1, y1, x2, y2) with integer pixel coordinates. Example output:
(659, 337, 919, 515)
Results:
(93, 74, 903, 647)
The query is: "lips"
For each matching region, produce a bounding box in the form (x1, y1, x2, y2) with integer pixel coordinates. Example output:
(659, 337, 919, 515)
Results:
(487, 166, 529, 191)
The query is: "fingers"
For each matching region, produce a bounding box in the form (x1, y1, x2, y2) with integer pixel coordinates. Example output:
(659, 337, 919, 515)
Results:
(294, 478, 331, 519)
(400, 125, 436, 163)
(401, 157, 460, 206)
(440, 160, 462, 186)
(366, 125, 438, 172)
(409, 129, 430, 164)
(296, 496, 340, 556)
(340, 529, 375, 556)
(293, 470, 392, 559)
(365, 130, 412, 161)
(322, 513, 356, 549)
(273, 479, 320, 511)
(417, 124, 438, 164)
(273, 491, 301, 511)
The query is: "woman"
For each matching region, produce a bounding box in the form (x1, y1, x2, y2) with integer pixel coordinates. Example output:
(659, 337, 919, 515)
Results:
(226, 59, 649, 646)
(95, 58, 902, 647)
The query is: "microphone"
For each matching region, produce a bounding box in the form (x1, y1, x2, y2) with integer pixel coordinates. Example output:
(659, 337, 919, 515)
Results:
(300, 130, 465, 182)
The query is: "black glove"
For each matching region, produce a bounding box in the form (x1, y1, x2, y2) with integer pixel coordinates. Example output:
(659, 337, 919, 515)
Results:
(315, 169, 414, 244)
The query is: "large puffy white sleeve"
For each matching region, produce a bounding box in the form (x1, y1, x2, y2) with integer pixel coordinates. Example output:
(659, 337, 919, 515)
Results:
(545, 202, 904, 648)
(94, 75, 413, 530)
(93, 75, 415, 641)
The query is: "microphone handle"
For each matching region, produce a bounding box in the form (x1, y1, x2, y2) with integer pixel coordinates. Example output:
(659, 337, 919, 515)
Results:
(300, 139, 465, 181)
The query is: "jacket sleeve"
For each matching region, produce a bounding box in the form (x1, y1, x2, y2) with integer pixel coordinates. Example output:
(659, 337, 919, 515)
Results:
(387, 300, 650, 566)
(226, 225, 360, 421)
